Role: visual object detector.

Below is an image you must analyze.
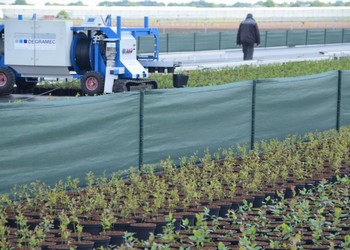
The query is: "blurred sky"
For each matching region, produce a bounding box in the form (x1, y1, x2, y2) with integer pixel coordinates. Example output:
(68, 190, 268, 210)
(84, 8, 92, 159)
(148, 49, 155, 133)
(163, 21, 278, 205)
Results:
(2, 0, 347, 6)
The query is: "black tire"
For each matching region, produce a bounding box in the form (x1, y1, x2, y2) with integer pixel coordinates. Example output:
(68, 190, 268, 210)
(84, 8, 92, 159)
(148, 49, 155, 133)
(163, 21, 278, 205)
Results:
(81, 71, 105, 96)
(16, 77, 38, 90)
(0, 67, 15, 95)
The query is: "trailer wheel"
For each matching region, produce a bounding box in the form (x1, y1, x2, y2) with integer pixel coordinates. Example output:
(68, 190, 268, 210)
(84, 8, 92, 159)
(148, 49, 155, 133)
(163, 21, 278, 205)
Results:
(81, 71, 105, 96)
(0, 67, 15, 95)
(16, 77, 38, 90)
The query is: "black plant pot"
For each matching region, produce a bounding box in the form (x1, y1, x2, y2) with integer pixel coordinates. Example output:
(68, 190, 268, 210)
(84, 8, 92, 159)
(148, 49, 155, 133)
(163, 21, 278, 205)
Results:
(83, 235, 111, 249)
(104, 231, 125, 247)
(129, 223, 156, 241)
(173, 74, 189, 88)
(75, 240, 94, 250)
(113, 219, 136, 231)
(252, 195, 265, 208)
(80, 221, 102, 235)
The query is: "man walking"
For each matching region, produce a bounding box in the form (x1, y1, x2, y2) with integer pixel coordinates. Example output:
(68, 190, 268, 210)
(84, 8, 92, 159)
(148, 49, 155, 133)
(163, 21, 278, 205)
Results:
(237, 13, 260, 60)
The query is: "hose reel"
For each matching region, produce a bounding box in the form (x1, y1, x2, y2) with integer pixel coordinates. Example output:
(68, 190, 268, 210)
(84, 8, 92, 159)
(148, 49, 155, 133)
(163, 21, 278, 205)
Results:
(71, 32, 93, 74)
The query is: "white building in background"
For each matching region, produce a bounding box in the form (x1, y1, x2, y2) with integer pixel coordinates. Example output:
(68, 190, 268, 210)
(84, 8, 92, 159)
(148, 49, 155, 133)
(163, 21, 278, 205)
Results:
(0, 5, 349, 21)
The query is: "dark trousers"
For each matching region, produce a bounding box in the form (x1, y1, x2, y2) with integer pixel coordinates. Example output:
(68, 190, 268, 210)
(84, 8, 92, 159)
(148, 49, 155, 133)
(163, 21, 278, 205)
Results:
(242, 43, 254, 60)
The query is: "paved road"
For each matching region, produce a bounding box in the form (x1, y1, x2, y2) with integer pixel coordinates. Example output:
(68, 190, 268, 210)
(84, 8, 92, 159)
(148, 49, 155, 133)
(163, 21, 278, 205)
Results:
(159, 43, 350, 70)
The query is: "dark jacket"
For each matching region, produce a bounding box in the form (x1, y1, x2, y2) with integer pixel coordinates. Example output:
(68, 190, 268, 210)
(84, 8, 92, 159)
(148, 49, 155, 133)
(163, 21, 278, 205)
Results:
(237, 17, 260, 45)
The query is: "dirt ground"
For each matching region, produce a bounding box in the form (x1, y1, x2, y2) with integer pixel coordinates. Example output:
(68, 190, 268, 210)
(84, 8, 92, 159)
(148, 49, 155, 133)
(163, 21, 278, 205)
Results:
(123, 19, 350, 33)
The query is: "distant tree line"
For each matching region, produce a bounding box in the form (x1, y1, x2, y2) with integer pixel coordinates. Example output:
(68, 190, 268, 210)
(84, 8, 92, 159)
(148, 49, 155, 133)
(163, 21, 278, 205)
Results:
(96, 0, 350, 7)
(5, 0, 350, 7)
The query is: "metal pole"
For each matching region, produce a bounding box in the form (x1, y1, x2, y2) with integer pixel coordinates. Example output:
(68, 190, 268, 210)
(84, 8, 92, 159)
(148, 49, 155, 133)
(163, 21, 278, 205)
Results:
(144, 16, 149, 28)
(139, 91, 145, 170)
(336, 70, 342, 131)
(251, 80, 257, 149)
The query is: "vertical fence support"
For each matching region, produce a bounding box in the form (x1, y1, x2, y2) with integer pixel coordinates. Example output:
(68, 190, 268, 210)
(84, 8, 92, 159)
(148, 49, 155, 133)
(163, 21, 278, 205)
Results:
(194, 33, 197, 52)
(336, 70, 342, 131)
(166, 33, 169, 53)
(251, 80, 257, 149)
(305, 29, 308, 45)
(139, 91, 145, 170)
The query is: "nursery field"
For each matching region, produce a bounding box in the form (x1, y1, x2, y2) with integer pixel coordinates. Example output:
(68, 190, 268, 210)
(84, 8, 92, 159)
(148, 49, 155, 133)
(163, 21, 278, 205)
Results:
(123, 19, 350, 33)
(0, 128, 350, 249)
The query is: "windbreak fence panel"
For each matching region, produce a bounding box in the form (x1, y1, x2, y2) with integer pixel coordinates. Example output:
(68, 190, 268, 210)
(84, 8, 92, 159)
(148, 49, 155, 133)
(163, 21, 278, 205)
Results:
(340, 71, 350, 127)
(266, 30, 288, 47)
(220, 31, 237, 50)
(142, 81, 253, 165)
(287, 30, 307, 46)
(138, 28, 350, 53)
(0, 71, 349, 193)
(254, 71, 338, 142)
(325, 29, 343, 44)
(195, 32, 221, 51)
(343, 29, 350, 43)
(0, 93, 141, 193)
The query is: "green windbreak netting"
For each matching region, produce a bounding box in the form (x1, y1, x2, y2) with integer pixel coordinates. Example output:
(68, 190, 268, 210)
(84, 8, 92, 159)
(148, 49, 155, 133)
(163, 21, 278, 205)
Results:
(168, 33, 195, 52)
(255, 71, 338, 141)
(0, 93, 140, 193)
(344, 29, 350, 43)
(195, 32, 220, 51)
(2, 71, 350, 193)
(143, 81, 253, 165)
(307, 29, 326, 45)
(140, 28, 348, 54)
(138, 35, 155, 54)
(288, 30, 307, 46)
(340, 70, 350, 126)
(160, 34, 168, 53)
(266, 30, 287, 47)
(259, 31, 267, 47)
(325, 29, 343, 44)
(220, 32, 237, 49)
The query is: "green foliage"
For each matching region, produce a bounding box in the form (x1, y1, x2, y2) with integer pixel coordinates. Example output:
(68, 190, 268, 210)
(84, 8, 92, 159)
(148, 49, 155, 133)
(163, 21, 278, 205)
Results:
(13, 0, 27, 5)
(67, 1, 85, 6)
(12, 0, 347, 7)
(56, 10, 70, 19)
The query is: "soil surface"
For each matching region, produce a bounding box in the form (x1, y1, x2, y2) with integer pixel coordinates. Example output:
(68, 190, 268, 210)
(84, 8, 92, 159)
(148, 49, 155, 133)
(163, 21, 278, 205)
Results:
(123, 20, 350, 33)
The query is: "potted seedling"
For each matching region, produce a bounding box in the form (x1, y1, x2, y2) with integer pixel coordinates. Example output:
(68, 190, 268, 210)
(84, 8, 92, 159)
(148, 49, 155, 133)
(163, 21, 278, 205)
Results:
(188, 211, 212, 248)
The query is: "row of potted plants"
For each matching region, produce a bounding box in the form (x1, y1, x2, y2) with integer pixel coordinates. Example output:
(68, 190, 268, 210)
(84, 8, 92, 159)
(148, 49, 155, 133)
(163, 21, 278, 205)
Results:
(0, 127, 350, 249)
(131, 176, 350, 249)
(1, 175, 349, 249)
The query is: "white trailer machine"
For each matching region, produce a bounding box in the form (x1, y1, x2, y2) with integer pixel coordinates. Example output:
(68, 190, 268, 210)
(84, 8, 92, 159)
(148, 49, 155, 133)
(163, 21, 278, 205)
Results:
(0, 15, 174, 95)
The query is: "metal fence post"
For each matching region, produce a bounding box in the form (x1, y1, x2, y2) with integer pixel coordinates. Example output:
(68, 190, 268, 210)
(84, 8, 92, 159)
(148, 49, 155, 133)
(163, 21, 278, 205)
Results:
(194, 33, 196, 52)
(251, 80, 257, 149)
(166, 33, 169, 53)
(305, 29, 308, 45)
(139, 91, 145, 170)
(336, 70, 342, 131)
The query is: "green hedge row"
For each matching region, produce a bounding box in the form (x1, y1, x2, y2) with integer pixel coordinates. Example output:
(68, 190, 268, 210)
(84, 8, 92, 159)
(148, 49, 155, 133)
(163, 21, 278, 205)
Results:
(151, 58, 350, 89)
